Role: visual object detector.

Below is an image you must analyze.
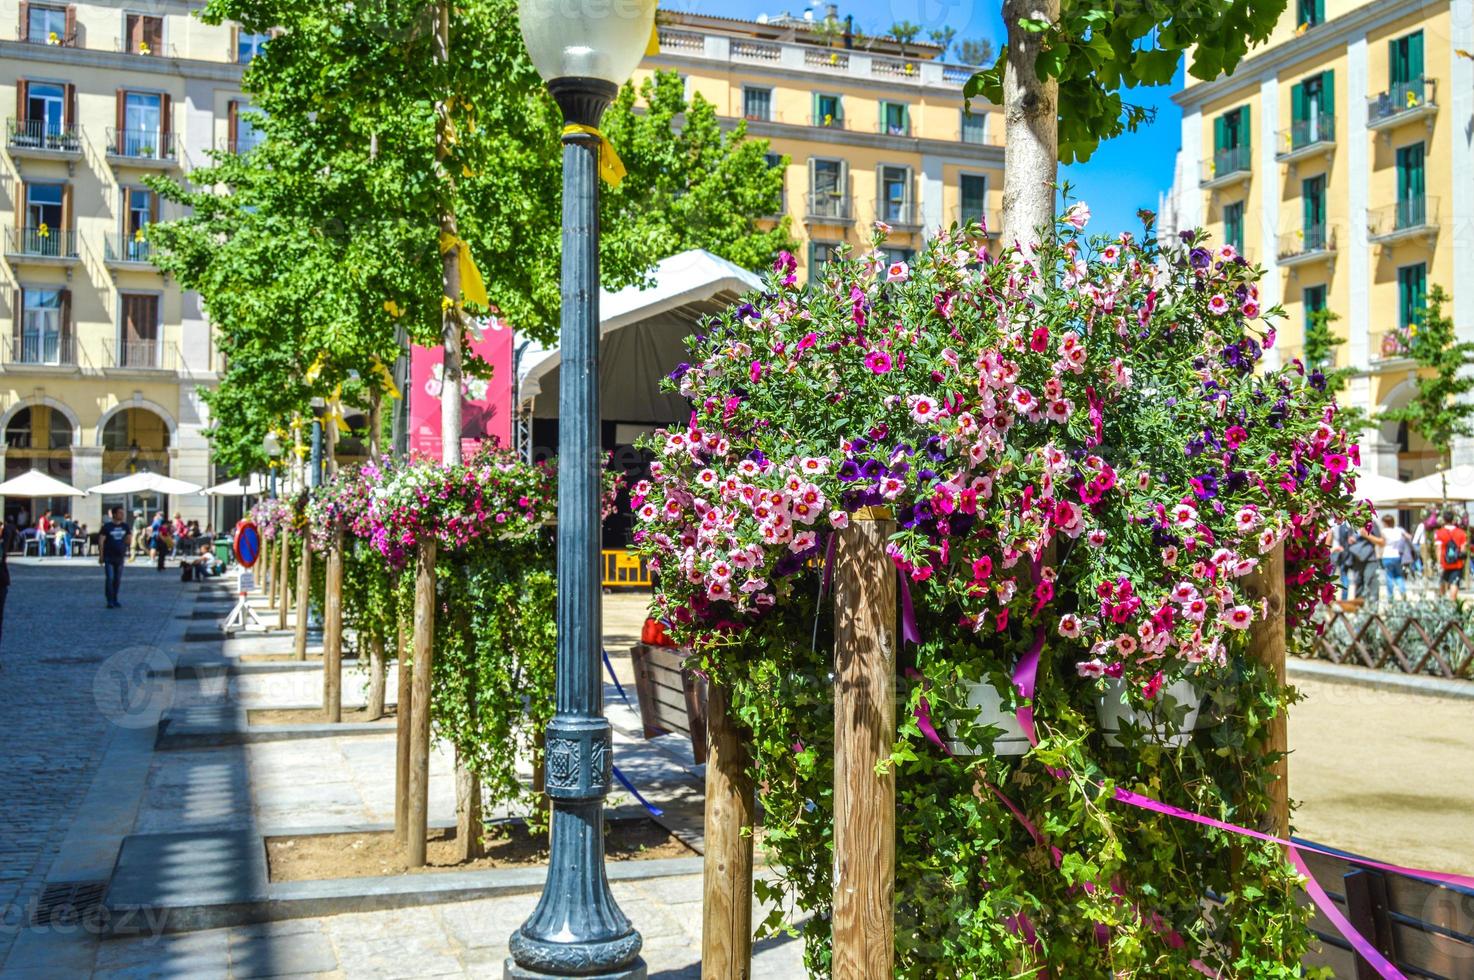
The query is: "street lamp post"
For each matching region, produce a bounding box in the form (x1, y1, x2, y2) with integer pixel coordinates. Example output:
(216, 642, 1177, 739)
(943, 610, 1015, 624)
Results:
(507, 2, 654, 977)
(264, 430, 282, 499)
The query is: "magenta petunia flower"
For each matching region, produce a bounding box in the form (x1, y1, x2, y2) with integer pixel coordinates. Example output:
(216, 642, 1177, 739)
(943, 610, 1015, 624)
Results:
(865, 350, 893, 374)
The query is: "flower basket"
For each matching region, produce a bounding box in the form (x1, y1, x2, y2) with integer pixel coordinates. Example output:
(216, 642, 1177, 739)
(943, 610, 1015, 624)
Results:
(1095, 675, 1203, 748)
(944, 678, 1030, 756)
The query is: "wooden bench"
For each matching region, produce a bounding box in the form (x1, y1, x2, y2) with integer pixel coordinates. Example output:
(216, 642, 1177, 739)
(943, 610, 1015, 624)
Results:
(629, 643, 708, 765)
(1298, 840, 1474, 978)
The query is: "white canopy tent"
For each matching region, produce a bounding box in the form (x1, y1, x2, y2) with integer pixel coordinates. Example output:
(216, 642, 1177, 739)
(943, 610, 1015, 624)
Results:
(0, 469, 87, 498)
(203, 474, 271, 497)
(1396, 469, 1474, 503)
(517, 249, 763, 425)
(89, 471, 203, 496)
(1351, 472, 1419, 507)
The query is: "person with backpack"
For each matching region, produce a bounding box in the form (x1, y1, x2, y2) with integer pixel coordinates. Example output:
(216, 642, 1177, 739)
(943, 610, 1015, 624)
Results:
(1338, 518, 1383, 603)
(1435, 510, 1468, 600)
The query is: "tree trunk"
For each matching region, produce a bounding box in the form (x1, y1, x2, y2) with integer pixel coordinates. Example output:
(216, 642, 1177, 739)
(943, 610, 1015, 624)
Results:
(1000, 0, 1060, 249)
(277, 531, 291, 631)
(368, 389, 383, 465)
(323, 524, 344, 722)
(395, 618, 412, 844)
(407, 538, 437, 867)
(294, 530, 311, 661)
(367, 632, 387, 721)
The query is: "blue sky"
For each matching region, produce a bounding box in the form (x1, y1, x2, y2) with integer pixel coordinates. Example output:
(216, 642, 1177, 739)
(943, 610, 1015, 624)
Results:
(674, 0, 1185, 235)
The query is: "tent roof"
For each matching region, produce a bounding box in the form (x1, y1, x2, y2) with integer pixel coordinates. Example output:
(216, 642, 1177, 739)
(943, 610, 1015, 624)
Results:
(0, 469, 86, 498)
(89, 471, 203, 496)
(203, 474, 271, 497)
(517, 249, 762, 414)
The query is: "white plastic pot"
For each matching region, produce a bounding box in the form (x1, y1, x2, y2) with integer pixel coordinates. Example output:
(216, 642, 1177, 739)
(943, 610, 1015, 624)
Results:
(945, 679, 1031, 757)
(1096, 675, 1203, 748)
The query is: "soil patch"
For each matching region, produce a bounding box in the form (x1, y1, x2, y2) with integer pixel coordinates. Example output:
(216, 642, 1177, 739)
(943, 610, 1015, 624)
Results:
(248, 705, 396, 726)
(239, 652, 314, 663)
(267, 820, 693, 881)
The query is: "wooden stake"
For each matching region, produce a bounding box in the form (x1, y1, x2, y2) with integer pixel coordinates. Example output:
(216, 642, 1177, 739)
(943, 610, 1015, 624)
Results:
(294, 529, 311, 661)
(277, 532, 291, 631)
(702, 680, 756, 980)
(395, 618, 412, 844)
(367, 632, 386, 721)
(323, 524, 344, 722)
(831, 516, 897, 979)
(407, 537, 436, 867)
(1246, 540, 1289, 837)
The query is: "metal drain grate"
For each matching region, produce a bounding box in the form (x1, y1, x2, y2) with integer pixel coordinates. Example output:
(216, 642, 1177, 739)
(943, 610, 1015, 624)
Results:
(30, 881, 107, 926)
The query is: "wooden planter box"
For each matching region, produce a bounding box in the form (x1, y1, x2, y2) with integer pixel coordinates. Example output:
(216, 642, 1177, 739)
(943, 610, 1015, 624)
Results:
(629, 643, 708, 765)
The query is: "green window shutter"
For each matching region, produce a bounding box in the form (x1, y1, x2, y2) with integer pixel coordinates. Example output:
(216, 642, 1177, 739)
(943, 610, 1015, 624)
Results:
(1291, 82, 1305, 124)
(1409, 31, 1424, 80)
(1321, 71, 1334, 137)
(1238, 106, 1251, 149)
(811, 92, 820, 123)
(1214, 114, 1227, 153)
(1390, 39, 1403, 86)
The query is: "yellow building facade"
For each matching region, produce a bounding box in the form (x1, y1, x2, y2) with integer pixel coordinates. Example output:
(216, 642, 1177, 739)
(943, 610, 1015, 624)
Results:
(1168, 0, 1474, 479)
(646, 11, 1004, 281)
(0, 0, 263, 525)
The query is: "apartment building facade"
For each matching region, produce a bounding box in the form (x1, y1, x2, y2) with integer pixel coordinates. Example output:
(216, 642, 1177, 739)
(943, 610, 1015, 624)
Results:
(644, 11, 1004, 281)
(1, 0, 263, 525)
(1167, 0, 1474, 479)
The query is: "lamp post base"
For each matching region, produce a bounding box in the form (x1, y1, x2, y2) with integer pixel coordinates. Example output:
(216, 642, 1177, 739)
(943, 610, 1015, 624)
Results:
(503, 957, 648, 980)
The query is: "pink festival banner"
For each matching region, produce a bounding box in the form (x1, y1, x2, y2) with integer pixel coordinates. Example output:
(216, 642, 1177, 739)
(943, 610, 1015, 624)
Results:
(408, 320, 516, 459)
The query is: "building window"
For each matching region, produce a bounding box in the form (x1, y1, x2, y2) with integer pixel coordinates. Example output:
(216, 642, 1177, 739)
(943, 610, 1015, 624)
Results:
(812, 92, 843, 128)
(14, 81, 75, 150)
(959, 173, 987, 226)
(880, 101, 909, 136)
(25, 4, 70, 44)
(229, 101, 266, 154)
(120, 293, 161, 368)
(24, 181, 64, 229)
(237, 30, 270, 63)
(1398, 263, 1427, 331)
(1223, 201, 1244, 254)
(125, 13, 164, 55)
(1296, 0, 1323, 28)
(1301, 175, 1326, 249)
(1389, 30, 1424, 88)
(808, 158, 847, 218)
(882, 247, 915, 265)
(960, 110, 987, 145)
(808, 241, 841, 278)
(742, 87, 772, 122)
(116, 91, 169, 158)
(124, 187, 158, 260)
(877, 166, 912, 225)
(1395, 142, 1426, 228)
(19, 288, 66, 365)
(1289, 71, 1333, 147)
(1212, 106, 1251, 176)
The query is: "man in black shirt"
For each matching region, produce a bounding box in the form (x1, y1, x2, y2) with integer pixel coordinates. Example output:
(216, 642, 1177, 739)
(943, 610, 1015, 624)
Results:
(99, 506, 130, 608)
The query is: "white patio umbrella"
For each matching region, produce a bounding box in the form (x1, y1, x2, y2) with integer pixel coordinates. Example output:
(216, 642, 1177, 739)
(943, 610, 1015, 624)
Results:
(1350, 472, 1419, 507)
(1397, 470, 1474, 503)
(0, 469, 87, 498)
(88, 471, 203, 496)
(202, 474, 270, 496)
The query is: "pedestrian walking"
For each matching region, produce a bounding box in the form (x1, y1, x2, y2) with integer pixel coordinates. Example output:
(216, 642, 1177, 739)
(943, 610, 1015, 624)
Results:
(1338, 518, 1382, 603)
(99, 506, 129, 608)
(1435, 510, 1467, 601)
(1379, 514, 1409, 602)
(130, 509, 147, 560)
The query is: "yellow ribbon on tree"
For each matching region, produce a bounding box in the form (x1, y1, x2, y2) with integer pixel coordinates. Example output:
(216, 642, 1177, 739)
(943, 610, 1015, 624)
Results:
(561, 124, 626, 186)
(323, 387, 351, 435)
(384, 300, 403, 319)
(305, 353, 327, 383)
(370, 355, 401, 401)
(438, 232, 490, 309)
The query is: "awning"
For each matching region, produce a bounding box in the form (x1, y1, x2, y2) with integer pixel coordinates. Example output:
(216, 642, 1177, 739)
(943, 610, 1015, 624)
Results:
(89, 471, 203, 496)
(517, 249, 762, 424)
(1396, 470, 1474, 503)
(203, 474, 271, 497)
(0, 469, 87, 497)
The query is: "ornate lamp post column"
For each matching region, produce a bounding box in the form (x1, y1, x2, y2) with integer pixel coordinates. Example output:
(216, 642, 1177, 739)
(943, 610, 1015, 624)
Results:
(507, 2, 654, 977)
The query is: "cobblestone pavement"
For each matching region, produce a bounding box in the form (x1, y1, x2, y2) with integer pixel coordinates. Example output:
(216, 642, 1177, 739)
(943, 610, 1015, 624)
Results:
(0, 557, 190, 966)
(92, 875, 806, 979)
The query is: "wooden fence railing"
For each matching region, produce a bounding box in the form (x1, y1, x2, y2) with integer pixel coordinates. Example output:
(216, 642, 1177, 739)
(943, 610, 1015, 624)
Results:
(1306, 608, 1474, 679)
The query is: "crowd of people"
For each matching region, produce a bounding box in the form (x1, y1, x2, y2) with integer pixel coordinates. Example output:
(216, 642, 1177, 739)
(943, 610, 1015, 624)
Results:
(2, 510, 215, 566)
(1331, 507, 1469, 604)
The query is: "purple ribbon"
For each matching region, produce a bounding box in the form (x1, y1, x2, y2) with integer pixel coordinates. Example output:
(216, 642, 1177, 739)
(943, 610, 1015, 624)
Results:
(601, 647, 632, 708)
(611, 764, 664, 818)
(898, 572, 921, 645)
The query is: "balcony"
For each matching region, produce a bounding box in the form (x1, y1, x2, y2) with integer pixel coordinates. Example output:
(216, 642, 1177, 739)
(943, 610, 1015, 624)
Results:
(103, 232, 157, 268)
(1368, 77, 1437, 131)
(656, 28, 704, 54)
(875, 201, 922, 232)
(1275, 116, 1335, 164)
(105, 129, 181, 168)
(1367, 197, 1438, 245)
(4, 226, 78, 264)
(805, 192, 853, 223)
(872, 58, 920, 79)
(805, 48, 850, 71)
(1276, 224, 1337, 266)
(876, 119, 911, 137)
(1201, 146, 1252, 189)
(5, 119, 83, 160)
(217, 137, 264, 156)
(1370, 328, 1414, 363)
(103, 340, 177, 371)
(730, 39, 780, 63)
(808, 113, 847, 130)
(951, 207, 999, 236)
(0, 334, 77, 368)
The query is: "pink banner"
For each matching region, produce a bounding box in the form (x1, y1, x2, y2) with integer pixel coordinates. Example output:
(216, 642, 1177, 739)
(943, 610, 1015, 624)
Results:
(408, 320, 515, 458)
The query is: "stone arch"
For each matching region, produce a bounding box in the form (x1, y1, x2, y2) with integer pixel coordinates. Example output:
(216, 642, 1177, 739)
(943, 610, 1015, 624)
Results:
(94, 399, 177, 448)
(1, 395, 83, 446)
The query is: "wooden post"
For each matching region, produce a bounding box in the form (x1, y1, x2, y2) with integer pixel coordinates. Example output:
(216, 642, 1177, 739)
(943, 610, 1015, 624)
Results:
(367, 632, 386, 721)
(323, 524, 344, 722)
(702, 681, 756, 979)
(294, 529, 311, 661)
(1246, 540, 1289, 837)
(453, 600, 483, 862)
(407, 538, 436, 867)
(831, 515, 897, 979)
(277, 532, 291, 631)
(394, 618, 412, 844)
